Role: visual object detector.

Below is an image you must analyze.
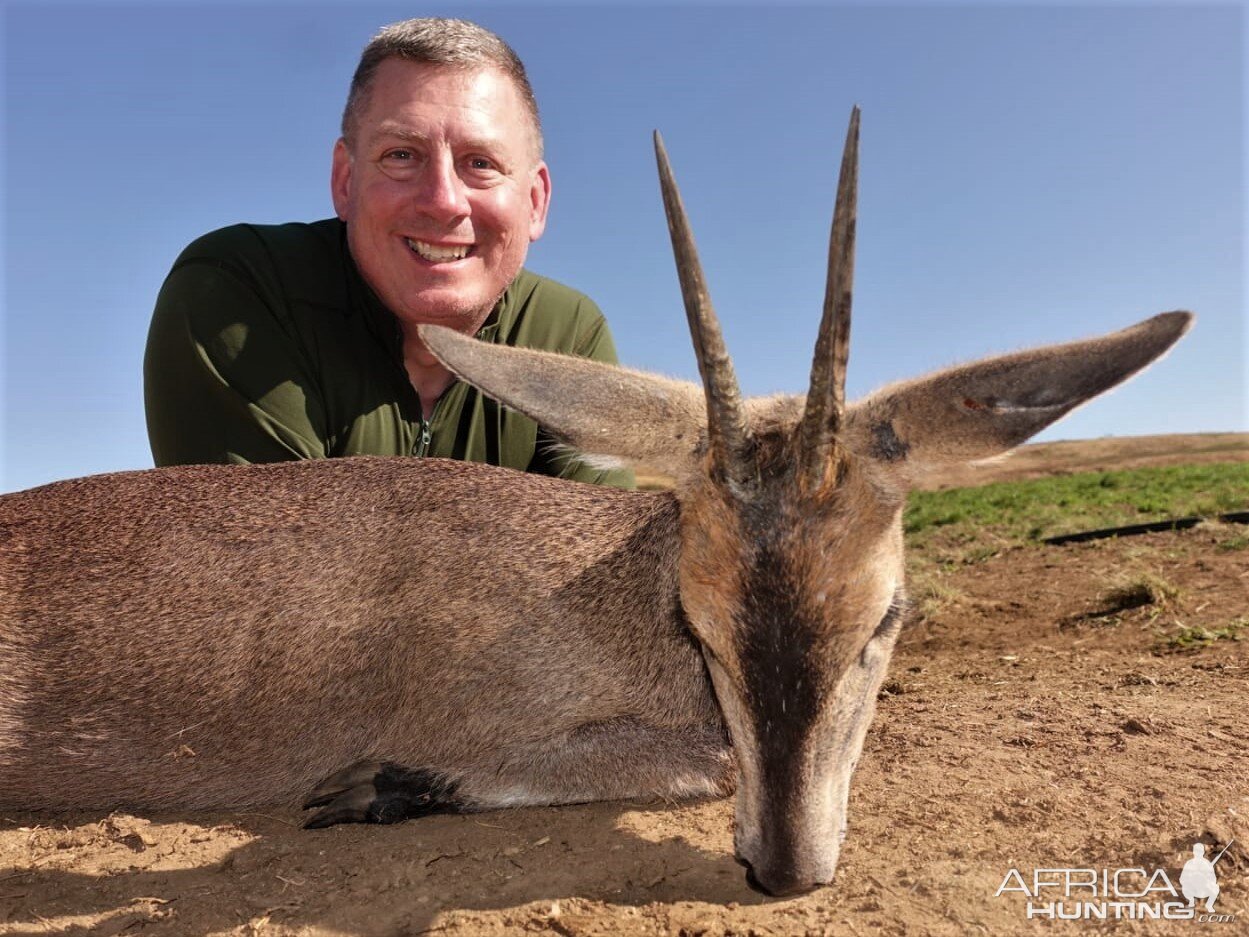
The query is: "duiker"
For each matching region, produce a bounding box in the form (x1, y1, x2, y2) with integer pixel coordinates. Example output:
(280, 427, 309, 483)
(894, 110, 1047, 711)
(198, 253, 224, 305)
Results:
(0, 111, 1190, 896)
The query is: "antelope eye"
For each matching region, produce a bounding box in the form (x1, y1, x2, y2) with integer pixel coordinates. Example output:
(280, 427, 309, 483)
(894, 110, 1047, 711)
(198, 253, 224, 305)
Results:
(859, 598, 906, 666)
(870, 602, 904, 642)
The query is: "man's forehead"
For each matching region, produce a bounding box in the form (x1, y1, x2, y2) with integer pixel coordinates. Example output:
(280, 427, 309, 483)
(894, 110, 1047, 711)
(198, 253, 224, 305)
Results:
(368, 59, 519, 112)
(367, 120, 509, 154)
(358, 60, 533, 148)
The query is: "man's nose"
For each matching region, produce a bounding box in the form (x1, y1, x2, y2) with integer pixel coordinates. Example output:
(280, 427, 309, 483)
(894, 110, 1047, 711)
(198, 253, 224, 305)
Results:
(414, 155, 470, 222)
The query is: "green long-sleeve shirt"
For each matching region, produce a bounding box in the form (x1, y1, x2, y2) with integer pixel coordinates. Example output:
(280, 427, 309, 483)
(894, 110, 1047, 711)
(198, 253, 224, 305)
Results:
(144, 219, 633, 488)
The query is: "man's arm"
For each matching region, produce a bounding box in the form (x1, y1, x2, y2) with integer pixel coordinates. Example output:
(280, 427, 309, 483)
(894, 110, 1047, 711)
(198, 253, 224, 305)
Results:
(144, 253, 329, 466)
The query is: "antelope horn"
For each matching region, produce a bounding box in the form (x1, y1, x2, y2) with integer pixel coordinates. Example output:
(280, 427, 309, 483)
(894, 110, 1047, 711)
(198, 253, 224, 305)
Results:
(653, 131, 754, 489)
(798, 107, 860, 490)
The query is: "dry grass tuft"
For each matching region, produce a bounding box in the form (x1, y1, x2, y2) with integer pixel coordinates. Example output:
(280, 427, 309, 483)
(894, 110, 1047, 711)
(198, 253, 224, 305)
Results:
(1097, 572, 1182, 614)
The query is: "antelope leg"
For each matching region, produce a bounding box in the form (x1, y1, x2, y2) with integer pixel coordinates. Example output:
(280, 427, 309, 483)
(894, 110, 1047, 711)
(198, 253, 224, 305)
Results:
(302, 760, 461, 828)
(468, 718, 734, 808)
(301, 719, 732, 828)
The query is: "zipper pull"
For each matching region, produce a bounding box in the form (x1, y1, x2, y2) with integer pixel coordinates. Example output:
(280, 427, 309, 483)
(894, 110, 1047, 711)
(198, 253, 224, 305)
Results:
(415, 418, 432, 456)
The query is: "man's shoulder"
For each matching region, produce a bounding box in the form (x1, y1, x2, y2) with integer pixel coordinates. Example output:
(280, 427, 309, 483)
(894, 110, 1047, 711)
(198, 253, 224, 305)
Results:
(175, 219, 343, 268)
(172, 219, 349, 307)
(507, 268, 602, 319)
(500, 269, 610, 354)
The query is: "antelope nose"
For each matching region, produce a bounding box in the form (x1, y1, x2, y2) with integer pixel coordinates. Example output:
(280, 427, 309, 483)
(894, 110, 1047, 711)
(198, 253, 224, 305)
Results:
(740, 859, 822, 898)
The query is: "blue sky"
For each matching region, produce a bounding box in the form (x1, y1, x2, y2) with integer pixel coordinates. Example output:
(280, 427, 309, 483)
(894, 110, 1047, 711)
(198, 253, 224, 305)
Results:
(3, 1, 1244, 492)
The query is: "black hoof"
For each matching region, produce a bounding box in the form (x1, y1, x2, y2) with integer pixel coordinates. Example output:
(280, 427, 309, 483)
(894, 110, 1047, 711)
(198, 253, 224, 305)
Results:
(302, 760, 461, 829)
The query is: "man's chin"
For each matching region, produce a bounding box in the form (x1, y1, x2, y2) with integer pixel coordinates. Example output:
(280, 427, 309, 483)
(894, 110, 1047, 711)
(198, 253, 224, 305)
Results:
(392, 293, 500, 335)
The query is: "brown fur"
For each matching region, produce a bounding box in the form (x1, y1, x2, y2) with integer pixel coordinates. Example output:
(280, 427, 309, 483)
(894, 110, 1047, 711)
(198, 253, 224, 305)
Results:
(0, 458, 727, 810)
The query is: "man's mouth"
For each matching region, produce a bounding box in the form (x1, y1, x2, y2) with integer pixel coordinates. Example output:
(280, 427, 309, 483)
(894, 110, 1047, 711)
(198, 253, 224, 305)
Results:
(406, 238, 472, 263)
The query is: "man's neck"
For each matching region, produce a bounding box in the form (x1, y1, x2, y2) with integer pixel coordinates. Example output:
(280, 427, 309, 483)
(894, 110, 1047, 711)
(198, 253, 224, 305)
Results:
(388, 290, 503, 418)
(397, 332, 450, 417)
(398, 316, 489, 418)
(406, 362, 455, 419)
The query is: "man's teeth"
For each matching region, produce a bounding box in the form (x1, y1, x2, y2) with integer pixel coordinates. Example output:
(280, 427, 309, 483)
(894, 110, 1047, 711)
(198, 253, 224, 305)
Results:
(406, 239, 470, 262)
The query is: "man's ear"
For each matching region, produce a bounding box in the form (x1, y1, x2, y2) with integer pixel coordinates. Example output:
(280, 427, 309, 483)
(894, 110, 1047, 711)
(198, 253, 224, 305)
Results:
(419, 324, 705, 477)
(528, 161, 552, 242)
(330, 138, 352, 221)
(846, 311, 1193, 475)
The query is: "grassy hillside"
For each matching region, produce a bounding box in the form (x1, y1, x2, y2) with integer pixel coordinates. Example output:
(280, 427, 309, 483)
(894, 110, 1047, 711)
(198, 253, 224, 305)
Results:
(905, 462, 1249, 550)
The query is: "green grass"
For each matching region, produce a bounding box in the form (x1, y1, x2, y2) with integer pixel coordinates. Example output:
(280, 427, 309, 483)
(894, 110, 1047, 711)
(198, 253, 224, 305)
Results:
(1160, 618, 1248, 652)
(1216, 532, 1249, 553)
(904, 463, 1249, 550)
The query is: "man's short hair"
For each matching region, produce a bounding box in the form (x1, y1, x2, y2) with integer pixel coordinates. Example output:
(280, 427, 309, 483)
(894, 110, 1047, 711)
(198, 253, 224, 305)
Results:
(342, 18, 543, 159)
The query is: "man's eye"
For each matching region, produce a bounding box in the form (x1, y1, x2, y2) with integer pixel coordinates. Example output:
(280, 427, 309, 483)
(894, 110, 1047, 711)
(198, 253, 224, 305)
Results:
(467, 157, 495, 171)
(383, 149, 413, 161)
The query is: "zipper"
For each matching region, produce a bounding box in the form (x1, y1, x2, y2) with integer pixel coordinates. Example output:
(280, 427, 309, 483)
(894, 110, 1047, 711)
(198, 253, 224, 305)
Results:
(412, 385, 453, 457)
(414, 416, 432, 456)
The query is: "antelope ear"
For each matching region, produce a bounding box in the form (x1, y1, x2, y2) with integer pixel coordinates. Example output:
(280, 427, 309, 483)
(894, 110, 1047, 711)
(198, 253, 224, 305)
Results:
(845, 312, 1192, 475)
(418, 324, 707, 477)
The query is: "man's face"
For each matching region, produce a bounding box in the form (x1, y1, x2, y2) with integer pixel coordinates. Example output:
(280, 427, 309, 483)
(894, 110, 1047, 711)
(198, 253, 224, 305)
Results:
(331, 59, 551, 333)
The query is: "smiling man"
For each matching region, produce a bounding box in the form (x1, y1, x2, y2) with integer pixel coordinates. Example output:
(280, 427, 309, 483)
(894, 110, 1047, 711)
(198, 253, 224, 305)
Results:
(144, 18, 632, 487)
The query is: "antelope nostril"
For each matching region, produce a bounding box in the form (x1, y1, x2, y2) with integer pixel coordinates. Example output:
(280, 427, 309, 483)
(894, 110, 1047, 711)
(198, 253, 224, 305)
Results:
(743, 863, 769, 895)
(741, 861, 821, 898)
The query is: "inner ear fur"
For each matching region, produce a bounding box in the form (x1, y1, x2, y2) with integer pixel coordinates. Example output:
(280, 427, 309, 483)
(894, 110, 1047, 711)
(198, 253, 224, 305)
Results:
(419, 324, 707, 477)
(845, 311, 1192, 473)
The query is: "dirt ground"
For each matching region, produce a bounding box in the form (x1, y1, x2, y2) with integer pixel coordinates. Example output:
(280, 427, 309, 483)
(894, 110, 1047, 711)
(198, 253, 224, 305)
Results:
(3, 435, 1246, 936)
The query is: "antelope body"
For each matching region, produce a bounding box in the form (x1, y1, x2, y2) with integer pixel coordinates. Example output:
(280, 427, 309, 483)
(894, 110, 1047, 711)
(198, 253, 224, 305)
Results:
(0, 112, 1191, 896)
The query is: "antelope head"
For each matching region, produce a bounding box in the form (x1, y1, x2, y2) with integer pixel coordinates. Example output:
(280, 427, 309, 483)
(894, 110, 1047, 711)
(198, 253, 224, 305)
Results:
(419, 109, 1192, 896)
